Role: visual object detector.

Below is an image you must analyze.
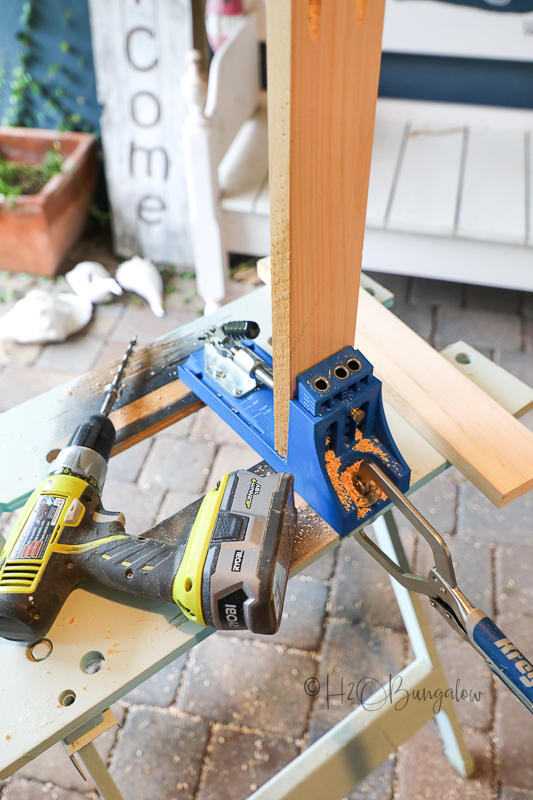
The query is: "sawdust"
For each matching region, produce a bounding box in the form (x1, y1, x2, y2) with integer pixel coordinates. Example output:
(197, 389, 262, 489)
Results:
(325, 431, 388, 514)
(325, 450, 382, 516)
(354, 428, 391, 463)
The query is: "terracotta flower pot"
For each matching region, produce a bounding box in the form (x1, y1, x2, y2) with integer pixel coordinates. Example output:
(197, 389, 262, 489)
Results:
(0, 127, 97, 276)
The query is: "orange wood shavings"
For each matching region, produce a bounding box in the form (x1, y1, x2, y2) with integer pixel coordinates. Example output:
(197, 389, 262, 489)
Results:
(325, 431, 388, 514)
(325, 451, 374, 515)
(354, 429, 391, 464)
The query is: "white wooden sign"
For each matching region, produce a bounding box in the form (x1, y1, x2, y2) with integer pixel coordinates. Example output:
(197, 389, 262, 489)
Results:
(383, 0, 533, 62)
(88, 0, 193, 265)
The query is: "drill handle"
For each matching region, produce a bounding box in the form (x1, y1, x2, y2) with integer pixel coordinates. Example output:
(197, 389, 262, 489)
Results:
(78, 533, 188, 606)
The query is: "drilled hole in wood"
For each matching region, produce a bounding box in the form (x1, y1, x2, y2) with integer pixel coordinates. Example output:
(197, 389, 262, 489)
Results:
(313, 377, 329, 393)
(334, 365, 349, 381)
(356, 0, 368, 25)
(46, 449, 60, 463)
(308, 0, 320, 41)
(455, 352, 472, 365)
(346, 358, 362, 373)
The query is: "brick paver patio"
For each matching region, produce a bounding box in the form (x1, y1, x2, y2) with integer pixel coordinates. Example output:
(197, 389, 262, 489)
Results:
(2, 229, 533, 800)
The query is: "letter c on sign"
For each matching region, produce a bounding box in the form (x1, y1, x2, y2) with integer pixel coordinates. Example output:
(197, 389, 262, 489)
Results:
(131, 92, 161, 127)
(126, 27, 158, 71)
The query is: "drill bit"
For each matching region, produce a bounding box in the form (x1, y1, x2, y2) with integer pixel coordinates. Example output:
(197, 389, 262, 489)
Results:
(100, 336, 137, 417)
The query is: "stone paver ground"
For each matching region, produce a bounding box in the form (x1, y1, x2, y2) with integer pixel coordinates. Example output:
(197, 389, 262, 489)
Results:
(1, 228, 533, 800)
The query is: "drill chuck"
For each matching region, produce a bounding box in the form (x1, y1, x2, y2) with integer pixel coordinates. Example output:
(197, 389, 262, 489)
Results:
(51, 445, 109, 492)
(68, 413, 116, 463)
(48, 413, 116, 491)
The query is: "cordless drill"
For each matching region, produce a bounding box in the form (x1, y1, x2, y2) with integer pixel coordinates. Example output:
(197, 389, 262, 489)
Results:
(0, 339, 296, 643)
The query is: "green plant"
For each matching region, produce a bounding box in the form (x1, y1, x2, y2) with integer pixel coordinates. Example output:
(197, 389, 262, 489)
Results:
(0, 144, 63, 205)
(1, 2, 96, 133)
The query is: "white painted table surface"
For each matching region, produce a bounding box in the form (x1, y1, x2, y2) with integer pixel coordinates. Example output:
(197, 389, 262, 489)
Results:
(2, 285, 533, 779)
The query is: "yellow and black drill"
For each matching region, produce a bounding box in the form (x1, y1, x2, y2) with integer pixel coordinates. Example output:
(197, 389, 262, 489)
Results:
(0, 339, 296, 643)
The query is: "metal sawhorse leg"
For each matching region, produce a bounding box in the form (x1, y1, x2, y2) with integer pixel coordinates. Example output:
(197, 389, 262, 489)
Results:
(246, 510, 474, 800)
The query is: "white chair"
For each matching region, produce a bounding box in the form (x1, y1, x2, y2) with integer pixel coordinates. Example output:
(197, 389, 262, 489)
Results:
(182, 8, 268, 313)
(182, 4, 533, 311)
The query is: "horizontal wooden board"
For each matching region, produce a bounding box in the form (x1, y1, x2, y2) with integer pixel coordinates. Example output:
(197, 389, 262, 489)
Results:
(356, 288, 533, 507)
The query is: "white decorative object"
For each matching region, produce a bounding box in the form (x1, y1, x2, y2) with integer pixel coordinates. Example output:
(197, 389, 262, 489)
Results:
(66, 261, 123, 305)
(88, 0, 194, 266)
(182, 7, 262, 312)
(0, 291, 93, 344)
(205, 0, 243, 52)
(184, 1, 533, 301)
(116, 256, 165, 317)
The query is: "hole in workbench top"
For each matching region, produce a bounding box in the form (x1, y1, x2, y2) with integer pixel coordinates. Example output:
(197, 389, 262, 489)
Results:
(27, 638, 53, 662)
(455, 352, 472, 365)
(59, 690, 76, 706)
(80, 650, 105, 675)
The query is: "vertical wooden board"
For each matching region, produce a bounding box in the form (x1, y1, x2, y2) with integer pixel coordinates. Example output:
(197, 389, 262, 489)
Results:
(457, 128, 526, 244)
(267, 0, 292, 454)
(366, 113, 406, 228)
(268, 0, 386, 454)
(88, 0, 193, 264)
(387, 123, 464, 235)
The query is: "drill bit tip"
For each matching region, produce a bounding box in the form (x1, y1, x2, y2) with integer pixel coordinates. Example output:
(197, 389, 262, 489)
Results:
(100, 336, 137, 417)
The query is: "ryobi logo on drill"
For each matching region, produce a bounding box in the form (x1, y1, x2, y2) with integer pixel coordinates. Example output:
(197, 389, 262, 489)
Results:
(231, 550, 244, 572)
(245, 478, 261, 509)
(496, 637, 533, 688)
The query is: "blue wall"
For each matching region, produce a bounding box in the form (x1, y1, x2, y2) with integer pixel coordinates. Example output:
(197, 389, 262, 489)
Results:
(0, 0, 101, 132)
(379, 54, 533, 109)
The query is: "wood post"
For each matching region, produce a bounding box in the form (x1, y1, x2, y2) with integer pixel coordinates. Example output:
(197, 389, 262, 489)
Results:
(267, 0, 387, 455)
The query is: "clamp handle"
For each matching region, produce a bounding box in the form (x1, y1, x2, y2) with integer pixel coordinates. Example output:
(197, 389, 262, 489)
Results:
(468, 610, 533, 713)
